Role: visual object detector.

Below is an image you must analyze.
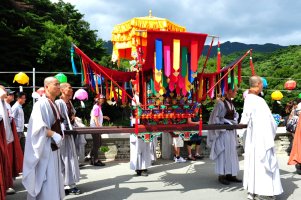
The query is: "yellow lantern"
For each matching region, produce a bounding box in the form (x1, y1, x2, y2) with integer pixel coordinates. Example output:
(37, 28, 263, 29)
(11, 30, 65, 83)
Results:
(271, 90, 283, 101)
(13, 72, 29, 85)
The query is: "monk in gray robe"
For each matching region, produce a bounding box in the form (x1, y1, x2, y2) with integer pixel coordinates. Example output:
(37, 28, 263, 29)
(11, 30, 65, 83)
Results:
(207, 86, 242, 185)
(22, 77, 65, 200)
(55, 83, 81, 195)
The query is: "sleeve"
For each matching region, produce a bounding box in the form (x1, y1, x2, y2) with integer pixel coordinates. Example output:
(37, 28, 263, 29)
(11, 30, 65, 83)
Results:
(208, 100, 225, 124)
(93, 105, 100, 117)
(12, 106, 19, 119)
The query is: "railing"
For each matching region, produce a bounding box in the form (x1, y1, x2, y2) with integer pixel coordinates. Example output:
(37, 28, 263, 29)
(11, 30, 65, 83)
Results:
(65, 124, 248, 135)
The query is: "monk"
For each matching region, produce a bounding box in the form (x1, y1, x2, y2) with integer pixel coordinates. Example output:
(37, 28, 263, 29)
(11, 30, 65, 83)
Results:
(240, 76, 283, 200)
(55, 83, 81, 195)
(22, 77, 65, 200)
(207, 85, 241, 185)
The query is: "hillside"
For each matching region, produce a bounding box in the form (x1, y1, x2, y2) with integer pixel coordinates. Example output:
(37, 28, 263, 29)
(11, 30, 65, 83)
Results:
(103, 40, 286, 57)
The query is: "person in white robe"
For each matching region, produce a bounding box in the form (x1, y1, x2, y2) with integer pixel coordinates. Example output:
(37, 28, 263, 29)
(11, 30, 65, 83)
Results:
(240, 76, 283, 200)
(22, 77, 65, 200)
(73, 117, 87, 165)
(130, 91, 151, 176)
(207, 86, 242, 185)
(55, 83, 81, 195)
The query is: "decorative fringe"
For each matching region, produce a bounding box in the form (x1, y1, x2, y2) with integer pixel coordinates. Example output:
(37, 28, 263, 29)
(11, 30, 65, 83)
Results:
(238, 62, 242, 86)
(199, 110, 203, 136)
(70, 46, 78, 75)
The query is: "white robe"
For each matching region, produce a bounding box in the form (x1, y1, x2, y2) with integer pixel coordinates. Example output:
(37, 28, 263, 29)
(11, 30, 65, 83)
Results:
(22, 97, 65, 200)
(55, 99, 80, 187)
(0, 100, 14, 143)
(240, 94, 283, 196)
(207, 99, 240, 176)
(130, 134, 152, 170)
(130, 94, 151, 170)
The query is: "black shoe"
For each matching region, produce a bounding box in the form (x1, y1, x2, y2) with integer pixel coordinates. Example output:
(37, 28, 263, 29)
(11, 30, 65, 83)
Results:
(226, 175, 242, 183)
(141, 171, 148, 176)
(68, 187, 81, 195)
(256, 195, 276, 200)
(194, 154, 204, 160)
(218, 176, 230, 185)
(94, 160, 105, 166)
(136, 170, 142, 176)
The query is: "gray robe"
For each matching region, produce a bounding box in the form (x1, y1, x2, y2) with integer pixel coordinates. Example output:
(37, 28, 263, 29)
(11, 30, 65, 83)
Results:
(207, 99, 240, 176)
(55, 99, 80, 186)
(22, 97, 65, 200)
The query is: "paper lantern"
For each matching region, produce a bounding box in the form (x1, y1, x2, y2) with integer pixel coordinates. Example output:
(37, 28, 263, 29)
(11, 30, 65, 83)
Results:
(243, 89, 249, 99)
(55, 73, 67, 83)
(261, 77, 268, 89)
(73, 89, 88, 101)
(284, 80, 296, 90)
(13, 72, 29, 85)
(271, 90, 283, 101)
(36, 87, 45, 96)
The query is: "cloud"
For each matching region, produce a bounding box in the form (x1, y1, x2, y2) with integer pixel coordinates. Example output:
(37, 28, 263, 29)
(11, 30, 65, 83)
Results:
(51, 0, 301, 45)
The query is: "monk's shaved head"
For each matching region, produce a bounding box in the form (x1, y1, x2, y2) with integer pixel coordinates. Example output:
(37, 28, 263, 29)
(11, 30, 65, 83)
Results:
(249, 76, 262, 88)
(44, 77, 58, 87)
(60, 83, 70, 89)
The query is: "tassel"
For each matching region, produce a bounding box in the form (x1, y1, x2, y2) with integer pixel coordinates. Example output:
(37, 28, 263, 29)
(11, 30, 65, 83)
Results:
(217, 41, 221, 72)
(238, 62, 242, 86)
(209, 75, 215, 99)
(155, 39, 163, 71)
(105, 78, 109, 100)
(250, 51, 256, 76)
(135, 108, 139, 135)
(164, 45, 171, 77)
(230, 69, 234, 90)
(181, 47, 188, 77)
(95, 75, 99, 94)
(70, 46, 78, 75)
(173, 39, 180, 73)
(191, 40, 198, 72)
(80, 101, 85, 108)
(199, 108, 203, 136)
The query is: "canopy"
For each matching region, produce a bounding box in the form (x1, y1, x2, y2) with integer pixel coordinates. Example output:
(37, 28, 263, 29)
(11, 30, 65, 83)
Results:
(111, 10, 186, 60)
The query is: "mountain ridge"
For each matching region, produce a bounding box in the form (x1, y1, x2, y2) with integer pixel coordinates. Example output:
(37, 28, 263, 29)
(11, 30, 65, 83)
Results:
(103, 41, 287, 57)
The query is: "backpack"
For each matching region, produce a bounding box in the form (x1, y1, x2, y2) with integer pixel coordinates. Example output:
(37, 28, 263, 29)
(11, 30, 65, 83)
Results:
(286, 115, 299, 133)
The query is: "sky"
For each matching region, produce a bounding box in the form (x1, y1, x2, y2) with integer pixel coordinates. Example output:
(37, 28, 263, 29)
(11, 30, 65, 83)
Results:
(51, 0, 301, 46)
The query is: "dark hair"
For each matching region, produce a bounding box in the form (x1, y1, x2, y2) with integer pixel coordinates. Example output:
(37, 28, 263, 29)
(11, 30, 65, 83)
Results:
(16, 92, 26, 99)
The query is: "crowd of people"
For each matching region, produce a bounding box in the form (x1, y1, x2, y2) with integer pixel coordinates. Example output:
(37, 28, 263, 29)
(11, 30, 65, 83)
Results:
(2, 75, 301, 200)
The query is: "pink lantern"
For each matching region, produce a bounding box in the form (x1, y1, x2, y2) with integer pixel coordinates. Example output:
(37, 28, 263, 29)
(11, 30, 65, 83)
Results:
(36, 87, 45, 96)
(73, 89, 88, 101)
(284, 80, 296, 90)
(74, 89, 88, 108)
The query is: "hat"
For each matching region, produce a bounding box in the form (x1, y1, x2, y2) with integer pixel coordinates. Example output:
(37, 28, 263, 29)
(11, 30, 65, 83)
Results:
(6, 89, 15, 95)
(98, 94, 106, 99)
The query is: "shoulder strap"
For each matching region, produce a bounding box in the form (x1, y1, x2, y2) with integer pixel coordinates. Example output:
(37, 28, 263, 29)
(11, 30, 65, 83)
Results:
(47, 99, 60, 120)
(223, 99, 231, 112)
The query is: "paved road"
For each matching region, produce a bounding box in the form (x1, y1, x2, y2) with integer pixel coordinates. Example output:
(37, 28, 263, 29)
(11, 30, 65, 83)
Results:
(7, 154, 301, 200)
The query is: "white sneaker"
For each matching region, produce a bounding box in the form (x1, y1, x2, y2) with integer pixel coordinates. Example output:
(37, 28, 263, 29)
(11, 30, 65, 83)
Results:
(175, 157, 186, 163)
(6, 188, 16, 195)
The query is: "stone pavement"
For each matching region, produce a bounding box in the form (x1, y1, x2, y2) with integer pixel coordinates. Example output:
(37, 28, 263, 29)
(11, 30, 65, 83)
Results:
(7, 154, 301, 200)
